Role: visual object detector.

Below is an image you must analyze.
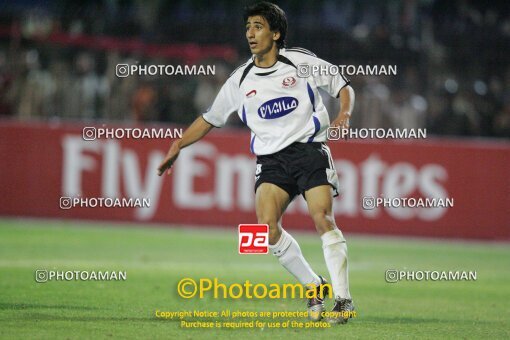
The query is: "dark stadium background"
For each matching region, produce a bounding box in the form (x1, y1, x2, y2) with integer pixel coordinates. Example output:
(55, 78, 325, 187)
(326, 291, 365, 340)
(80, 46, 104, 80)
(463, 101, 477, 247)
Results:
(0, 0, 509, 135)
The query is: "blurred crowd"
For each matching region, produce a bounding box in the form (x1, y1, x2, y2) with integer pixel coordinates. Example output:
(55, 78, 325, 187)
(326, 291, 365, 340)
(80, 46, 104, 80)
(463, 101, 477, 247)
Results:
(0, 0, 509, 138)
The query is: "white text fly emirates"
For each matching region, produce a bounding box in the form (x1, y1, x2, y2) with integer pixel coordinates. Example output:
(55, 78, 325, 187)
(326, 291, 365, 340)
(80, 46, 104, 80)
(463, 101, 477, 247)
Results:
(62, 136, 452, 222)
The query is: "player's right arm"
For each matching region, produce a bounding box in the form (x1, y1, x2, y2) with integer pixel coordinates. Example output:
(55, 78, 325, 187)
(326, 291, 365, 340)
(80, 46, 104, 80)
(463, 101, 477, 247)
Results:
(157, 116, 213, 176)
(157, 72, 242, 176)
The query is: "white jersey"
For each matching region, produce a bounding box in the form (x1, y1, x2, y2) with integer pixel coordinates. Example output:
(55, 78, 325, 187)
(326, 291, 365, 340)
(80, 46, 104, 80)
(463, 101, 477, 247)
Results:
(202, 48, 350, 155)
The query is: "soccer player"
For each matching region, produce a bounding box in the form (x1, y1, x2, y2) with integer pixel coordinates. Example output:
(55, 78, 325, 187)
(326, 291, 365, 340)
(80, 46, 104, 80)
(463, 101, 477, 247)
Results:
(158, 1, 355, 324)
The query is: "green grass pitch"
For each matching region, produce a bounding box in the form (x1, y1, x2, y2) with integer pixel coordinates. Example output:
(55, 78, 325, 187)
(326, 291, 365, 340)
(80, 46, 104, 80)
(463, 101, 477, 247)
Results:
(0, 218, 509, 339)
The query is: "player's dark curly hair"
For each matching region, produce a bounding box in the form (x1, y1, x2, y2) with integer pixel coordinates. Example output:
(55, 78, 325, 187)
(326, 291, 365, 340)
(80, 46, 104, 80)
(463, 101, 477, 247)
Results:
(243, 2, 288, 48)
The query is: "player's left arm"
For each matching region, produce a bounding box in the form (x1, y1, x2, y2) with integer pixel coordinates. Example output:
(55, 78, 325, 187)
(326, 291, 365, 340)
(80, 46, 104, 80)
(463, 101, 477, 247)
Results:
(331, 85, 355, 129)
(293, 51, 355, 129)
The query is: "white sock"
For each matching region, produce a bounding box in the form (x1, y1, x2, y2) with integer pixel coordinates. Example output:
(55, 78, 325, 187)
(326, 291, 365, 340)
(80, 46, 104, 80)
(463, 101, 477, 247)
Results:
(321, 228, 351, 300)
(269, 229, 321, 286)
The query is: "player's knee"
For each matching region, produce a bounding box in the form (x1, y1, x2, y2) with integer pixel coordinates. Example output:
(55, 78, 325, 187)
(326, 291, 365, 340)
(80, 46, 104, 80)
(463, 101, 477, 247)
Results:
(311, 211, 335, 232)
(256, 215, 281, 244)
(256, 212, 278, 227)
(257, 215, 275, 226)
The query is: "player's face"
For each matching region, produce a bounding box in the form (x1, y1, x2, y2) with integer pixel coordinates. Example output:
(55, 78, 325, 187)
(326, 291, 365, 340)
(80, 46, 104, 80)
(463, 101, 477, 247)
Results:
(245, 16, 279, 56)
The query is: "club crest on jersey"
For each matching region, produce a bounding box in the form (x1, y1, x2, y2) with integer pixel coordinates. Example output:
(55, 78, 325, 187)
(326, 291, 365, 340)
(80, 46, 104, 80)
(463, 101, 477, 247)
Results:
(246, 89, 257, 98)
(282, 76, 297, 88)
(258, 97, 298, 119)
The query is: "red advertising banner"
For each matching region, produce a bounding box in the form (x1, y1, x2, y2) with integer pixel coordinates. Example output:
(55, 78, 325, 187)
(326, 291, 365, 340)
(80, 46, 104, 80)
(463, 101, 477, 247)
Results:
(1, 121, 509, 240)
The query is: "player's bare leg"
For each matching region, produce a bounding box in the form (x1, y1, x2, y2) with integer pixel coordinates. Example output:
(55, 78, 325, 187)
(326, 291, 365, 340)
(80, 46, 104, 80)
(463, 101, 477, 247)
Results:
(255, 183, 289, 245)
(256, 183, 326, 320)
(305, 185, 355, 324)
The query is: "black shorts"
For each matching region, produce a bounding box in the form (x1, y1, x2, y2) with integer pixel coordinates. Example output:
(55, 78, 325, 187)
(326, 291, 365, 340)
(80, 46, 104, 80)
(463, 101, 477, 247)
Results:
(254, 142, 340, 200)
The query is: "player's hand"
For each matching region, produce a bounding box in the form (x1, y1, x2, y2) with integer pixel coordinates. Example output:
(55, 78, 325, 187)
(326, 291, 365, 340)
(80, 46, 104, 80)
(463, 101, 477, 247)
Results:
(157, 142, 181, 176)
(331, 111, 351, 129)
